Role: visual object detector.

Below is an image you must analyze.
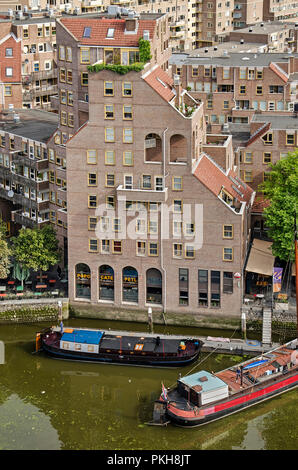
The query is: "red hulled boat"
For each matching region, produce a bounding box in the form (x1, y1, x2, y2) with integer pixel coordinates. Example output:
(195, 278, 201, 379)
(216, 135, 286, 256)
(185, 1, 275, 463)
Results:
(152, 339, 298, 427)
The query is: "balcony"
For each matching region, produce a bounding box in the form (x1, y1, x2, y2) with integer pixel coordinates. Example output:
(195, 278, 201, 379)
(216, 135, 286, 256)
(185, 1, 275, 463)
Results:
(0, 167, 49, 191)
(12, 153, 48, 171)
(11, 210, 48, 229)
(116, 185, 168, 203)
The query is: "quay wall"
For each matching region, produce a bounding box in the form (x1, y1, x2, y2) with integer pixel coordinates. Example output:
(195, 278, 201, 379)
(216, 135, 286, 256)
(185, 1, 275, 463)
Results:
(0, 298, 69, 324)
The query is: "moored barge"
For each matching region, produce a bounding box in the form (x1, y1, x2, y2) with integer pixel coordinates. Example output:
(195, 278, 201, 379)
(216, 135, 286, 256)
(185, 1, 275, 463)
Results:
(152, 338, 298, 426)
(36, 326, 202, 367)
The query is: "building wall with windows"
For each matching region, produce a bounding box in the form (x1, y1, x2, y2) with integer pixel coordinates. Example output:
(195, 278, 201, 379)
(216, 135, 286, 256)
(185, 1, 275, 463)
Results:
(170, 52, 298, 130)
(0, 27, 22, 111)
(66, 66, 254, 317)
(237, 115, 298, 192)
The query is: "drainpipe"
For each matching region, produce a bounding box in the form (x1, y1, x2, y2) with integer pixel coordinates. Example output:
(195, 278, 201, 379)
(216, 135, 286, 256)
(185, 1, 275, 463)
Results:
(161, 127, 168, 316)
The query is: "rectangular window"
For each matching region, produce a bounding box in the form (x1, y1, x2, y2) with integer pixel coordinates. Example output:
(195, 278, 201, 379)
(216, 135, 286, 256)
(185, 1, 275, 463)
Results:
(149, 242, 158, 256)
(112, 240, 122, 254)
(60, 111, 67, 126)
(60, 68, 66, 82)
(81, 72, 88, 86)
(87, 149, 97, 164)
(4, 85, 12, 96)
(263, 152, 272, 164)
(123, 151, 133, 166)
(123, 82, 132, 96)
(88, 216, 98, 230)
(142, 175, 152, 189)
(223, 272, 233, 293)
(185, 244, 195, 258)
(66, 47, 72, 62)
(67, 70, 72, 84)
(244, 151, 253, 164)
(113, 218, 121, 232)
(106, 196, 115, 209)
(211, 270, 220, 307)
(223, 224, 233, 238)
(198, 269, 208, 306)
(124, 175, 133, 189)
(173, 243, 183, 258)
(148, 219, 158, 234)
(5, 48, 13, 57)
(179, 268, 189, 305)
(105, 150, 115, 165)
(100, 216, 109, 232)
(172, 176, 182, 191)
(104, 81, 114, 96)
(88, 173, 97, 186)
(80, 48, 90, 64)
(68, 113, 74, 127)
(88, 195, 97, 208)
(239, 85, 246, 94)
(106, 174, 115, 187)
(256, 69, 263, 79)
(222, 67, 230, 79)
(105, 104, 114, 120)
(136, 219, 146, 234)
(123, 128, 133, 143)
(239, 68, 246, 79)
(123, 105, 133, 120)
(137, 241, 146, 256)
(173, 200, 182, 213)
(286, 133, 295, 145)
(59, 45, 65, 60)
(243, 170, 253, 183)
(256, 85, 263, 95)
(223, 247, 233, 261)
(89, 239, 98, 252)
(105, 128, 115, 142)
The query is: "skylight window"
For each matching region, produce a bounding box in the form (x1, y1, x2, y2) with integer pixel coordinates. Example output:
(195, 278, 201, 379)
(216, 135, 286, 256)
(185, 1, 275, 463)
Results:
(83, 27, 91, 38)
(106, 28, 115, 39)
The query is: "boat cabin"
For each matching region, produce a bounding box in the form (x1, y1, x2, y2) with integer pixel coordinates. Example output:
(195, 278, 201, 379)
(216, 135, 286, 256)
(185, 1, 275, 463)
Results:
(177, 370, 229, 406)
(60, 329, 104, 354)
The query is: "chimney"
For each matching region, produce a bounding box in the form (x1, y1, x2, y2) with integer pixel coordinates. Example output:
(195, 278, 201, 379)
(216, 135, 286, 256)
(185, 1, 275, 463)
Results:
(174, 74, 182, 109)
(125, 11, 138, 32)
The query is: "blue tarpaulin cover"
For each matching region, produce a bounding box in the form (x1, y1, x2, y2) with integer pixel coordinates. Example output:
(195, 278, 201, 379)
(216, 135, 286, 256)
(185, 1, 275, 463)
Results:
(61, 330, 104, 345)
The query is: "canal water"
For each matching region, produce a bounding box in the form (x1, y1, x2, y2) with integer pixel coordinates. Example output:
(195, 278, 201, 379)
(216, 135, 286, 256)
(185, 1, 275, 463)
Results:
(0, 318, 297, 450)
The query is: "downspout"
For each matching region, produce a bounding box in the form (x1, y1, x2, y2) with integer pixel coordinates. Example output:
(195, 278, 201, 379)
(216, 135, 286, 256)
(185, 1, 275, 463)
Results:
(161, 127, 168, 316)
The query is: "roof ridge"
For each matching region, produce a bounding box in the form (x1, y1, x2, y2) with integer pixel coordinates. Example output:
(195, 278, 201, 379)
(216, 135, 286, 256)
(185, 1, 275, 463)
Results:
(245, 121, 271, 147)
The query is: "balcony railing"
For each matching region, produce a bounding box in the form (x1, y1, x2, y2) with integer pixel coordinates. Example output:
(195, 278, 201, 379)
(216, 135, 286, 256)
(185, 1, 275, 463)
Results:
(11, 210, 48, 229)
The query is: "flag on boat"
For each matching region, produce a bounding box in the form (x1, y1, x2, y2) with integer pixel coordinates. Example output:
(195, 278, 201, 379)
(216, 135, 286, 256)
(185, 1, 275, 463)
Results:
(161, 382, 168, 401)
(273, 267, 283, 292)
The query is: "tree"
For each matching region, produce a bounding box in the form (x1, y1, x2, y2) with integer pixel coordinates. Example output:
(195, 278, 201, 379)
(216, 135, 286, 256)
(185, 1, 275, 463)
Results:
(11, 225, 61, 279)
(0, 222, 11, 279)
(259, 150, 298, 261)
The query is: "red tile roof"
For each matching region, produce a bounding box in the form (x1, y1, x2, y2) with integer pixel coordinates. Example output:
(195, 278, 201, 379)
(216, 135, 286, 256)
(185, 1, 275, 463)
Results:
(193, 154, 254, 205)
(143, 66, 175, 102)
(252, 197, 270, 213)
(59, 18, 156, 47)
(269, 62, 289, 83)
(245, 122, 271, 147)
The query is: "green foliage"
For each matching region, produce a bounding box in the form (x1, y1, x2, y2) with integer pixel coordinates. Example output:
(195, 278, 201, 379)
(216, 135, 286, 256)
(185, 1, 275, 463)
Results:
(259, 150, 298, 261)
(0, 222, 10, 279)
(88, 62, 145, 75)
(138, 38, 152, 63)
(11, 225, 61, 273)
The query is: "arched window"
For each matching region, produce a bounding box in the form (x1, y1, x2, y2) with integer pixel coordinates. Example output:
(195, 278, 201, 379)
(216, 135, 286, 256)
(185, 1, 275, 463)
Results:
(145, 133, 162, 162)
(99, 265, 114, 301)
(122, 266, 138, 303)
(170, 134, 187, 163)
(75, 263, 91, 299)
(146, 268, 162, 304)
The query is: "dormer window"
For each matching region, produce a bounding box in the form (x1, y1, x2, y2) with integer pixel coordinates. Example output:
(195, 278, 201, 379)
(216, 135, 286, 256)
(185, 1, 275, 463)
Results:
(106, 28, 115, 39)
(83, 27, 91, 38)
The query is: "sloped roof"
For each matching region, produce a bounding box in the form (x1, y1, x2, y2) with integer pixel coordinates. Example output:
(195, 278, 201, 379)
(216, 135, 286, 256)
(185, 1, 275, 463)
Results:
(143, 66, 175, 102)
(193, 153, 254, 205)
(59, 17, 156, 47)
(245, 122, 271, 147)
(252, 197, 270, 213)
(269, 62, 289, 83)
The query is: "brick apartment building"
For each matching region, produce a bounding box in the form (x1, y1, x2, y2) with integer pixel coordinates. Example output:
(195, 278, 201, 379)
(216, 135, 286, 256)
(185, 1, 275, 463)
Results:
(0, 21, 22, 111)
(0, 108, 57, 236)
(237, 113, 298, 192)
(65, 63, 254, 317)
(170, 52, 298, 131)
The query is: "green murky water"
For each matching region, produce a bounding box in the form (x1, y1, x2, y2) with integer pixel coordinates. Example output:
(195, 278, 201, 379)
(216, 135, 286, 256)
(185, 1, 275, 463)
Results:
(0, 319, 297, 450)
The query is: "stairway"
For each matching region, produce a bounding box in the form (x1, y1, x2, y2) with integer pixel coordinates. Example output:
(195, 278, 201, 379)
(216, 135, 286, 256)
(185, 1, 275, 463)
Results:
(262, 308, 272, 345)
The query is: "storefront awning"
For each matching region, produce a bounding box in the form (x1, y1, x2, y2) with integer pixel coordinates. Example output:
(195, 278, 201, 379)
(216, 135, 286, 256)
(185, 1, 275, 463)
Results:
(245, 239, 274, 276)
